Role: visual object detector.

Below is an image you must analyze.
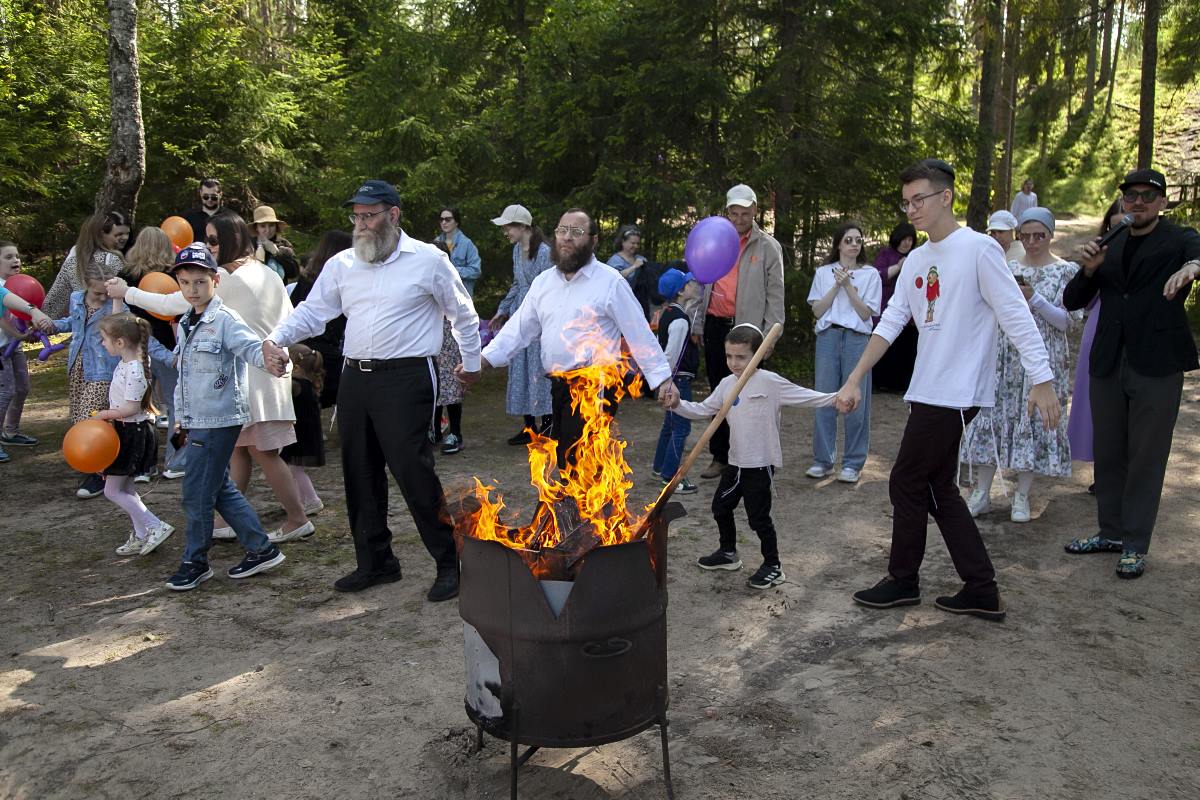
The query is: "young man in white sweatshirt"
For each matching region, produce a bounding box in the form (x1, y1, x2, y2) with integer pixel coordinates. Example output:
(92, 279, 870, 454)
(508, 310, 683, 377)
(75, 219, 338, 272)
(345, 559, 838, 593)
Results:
(834, 159, 1060, 621)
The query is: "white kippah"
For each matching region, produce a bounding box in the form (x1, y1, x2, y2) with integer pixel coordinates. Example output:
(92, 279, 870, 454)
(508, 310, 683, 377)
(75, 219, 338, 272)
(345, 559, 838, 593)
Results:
(731, 322, 763, 336)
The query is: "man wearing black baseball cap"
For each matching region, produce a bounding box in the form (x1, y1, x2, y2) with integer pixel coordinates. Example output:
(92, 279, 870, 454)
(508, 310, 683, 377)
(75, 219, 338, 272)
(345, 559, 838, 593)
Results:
(264, 179, 481, 601)
(1063, 167, 1200, 579)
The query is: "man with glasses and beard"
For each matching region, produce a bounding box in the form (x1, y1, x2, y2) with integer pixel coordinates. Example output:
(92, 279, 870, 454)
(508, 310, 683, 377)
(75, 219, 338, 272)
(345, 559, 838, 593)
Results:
(183, 178, 227, 244)
(262, 180, 481, 601)
(1062, 168, 1200, 580)
(465, 208, 678, 469)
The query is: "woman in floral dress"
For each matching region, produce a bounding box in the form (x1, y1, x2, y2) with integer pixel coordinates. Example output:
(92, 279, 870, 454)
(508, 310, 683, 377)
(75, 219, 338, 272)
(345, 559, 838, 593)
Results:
(961, 207, 1081, 522)
(490, 205, 554, 444)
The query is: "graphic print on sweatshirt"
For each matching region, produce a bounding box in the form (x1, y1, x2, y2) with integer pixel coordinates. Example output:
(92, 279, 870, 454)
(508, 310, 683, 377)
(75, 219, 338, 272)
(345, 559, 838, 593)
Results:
(915, 265, 941, 327)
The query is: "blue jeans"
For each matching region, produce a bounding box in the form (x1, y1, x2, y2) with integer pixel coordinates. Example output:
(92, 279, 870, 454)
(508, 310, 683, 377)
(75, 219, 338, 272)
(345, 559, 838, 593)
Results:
(813, 326, 871, 471)
(181, 425, 271, 565)
(653, 376, 693, 479)
(152, 359, 184, 471)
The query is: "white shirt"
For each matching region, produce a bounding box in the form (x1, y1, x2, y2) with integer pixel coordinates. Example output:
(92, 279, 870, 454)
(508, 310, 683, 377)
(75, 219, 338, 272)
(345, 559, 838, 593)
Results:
(482, 257, 672, 389)
(807, 263, 882, 334)
(267, 232, 481, 370)
(109, 359, 151, 422)
(874, 226, 1052, 409)
(672, 370, 835, 468)
(1011, 190, 1038, 218)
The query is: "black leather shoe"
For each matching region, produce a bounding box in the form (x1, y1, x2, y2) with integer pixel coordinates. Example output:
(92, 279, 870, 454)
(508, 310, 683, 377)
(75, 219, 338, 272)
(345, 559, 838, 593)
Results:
(507, 429, 532, 446)
(427, 569, 460, 602)
(333, 565, 402, 593)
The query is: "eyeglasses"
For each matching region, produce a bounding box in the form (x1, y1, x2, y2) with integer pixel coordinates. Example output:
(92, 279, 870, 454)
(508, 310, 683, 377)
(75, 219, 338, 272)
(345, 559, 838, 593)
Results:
(554, 225, 590, 238)
(439, 216, 455, 222)
(898, 190, 946, 213)
(1122, 189, 1161, 203)
(348, 209, 389, 225)
(842, 236, 864, 245)
(200, 194, 220, 201)
(1018, 231, 1048, 243)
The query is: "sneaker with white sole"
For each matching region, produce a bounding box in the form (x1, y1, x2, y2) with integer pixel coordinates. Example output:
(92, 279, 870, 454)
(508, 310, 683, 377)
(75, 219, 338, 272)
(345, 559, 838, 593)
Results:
(966, 487, 991, 517)
(1010, 491, 1031, 523)
(134, 471, 153, 485)
(115, 532, 145, 556)
(161, 468, 186, 480)
(303, 499, 325, 516)
(228, 545, 285, 579)
(140, 523, 175, 555)
(0, 432, 38, 446)
(76, 474, 105, 499)
(697, 549, 742, 571)
(211, 526, 236, 540)
(748, 562, 786, 589)
(805, 464, 830, 479)
(837, 467, 860, 483)
(166, 561, 214, 591)
(268, 520, 315, 543)
(664, 477, 698, 495)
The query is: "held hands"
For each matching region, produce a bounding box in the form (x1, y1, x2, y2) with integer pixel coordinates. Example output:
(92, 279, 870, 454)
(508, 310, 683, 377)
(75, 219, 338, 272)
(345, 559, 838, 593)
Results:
(1020, 284, 1034, 302)
(1075, 238, 1107, 276)
(1163, 261, 1200, 300)
(656, 381, 680, 409)
(104, 277, 129, 300)
(453, 360, 484, 389)
(489, 314, 509, 335)
(30, 308, 54, 334)
(1026, 382, 1060, 431)
(834, 379, 861, 414)
(262, 340, 289, 377)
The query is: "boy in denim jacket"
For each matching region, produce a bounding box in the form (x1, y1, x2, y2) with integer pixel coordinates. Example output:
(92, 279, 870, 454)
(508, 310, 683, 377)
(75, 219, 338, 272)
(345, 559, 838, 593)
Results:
(165, 244, 286, 591)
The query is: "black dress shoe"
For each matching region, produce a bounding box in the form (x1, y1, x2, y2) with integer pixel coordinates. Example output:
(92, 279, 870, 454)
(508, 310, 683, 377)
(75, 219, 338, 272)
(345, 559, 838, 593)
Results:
(333, 565, 402, 593)
(427, 569, 460, 602)
(507, 429, 532, 446)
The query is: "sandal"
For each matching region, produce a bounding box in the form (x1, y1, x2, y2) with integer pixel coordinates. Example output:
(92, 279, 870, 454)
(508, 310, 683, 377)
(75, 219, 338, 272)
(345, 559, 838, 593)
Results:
(1115, 552, 1146, 579)
(1064, 535, 1123, 554)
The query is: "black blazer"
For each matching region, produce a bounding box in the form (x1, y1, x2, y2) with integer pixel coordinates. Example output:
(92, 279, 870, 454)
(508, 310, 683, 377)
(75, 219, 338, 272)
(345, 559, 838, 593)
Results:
(1063, 218, 1200, 378)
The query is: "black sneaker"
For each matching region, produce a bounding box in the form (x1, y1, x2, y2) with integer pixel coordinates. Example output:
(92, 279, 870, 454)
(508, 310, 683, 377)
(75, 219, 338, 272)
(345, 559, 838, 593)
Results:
(852, 576, 921, 609)
(228, 545, 286, 579)
(76, 474, 105, 499)
(507, 429, 532, 446)
(697, 550, 742, 571)
(333, 563, 402, 593)
(427, 568, 460, 602)
(166, 561, 214, 591)
(934, 588, 1006, 621)
(748, 562, 785, 589)
(441, 433, 463, 455)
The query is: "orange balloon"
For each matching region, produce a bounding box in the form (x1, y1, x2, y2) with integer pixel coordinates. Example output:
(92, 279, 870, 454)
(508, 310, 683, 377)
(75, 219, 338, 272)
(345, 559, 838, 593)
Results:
(137, 271, 181, 321)
(63, 419, 120, 473)
(161, 216, 194, 250)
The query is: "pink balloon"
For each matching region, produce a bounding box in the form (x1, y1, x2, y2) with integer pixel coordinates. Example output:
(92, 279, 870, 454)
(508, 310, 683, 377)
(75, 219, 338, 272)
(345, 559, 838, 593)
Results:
(684, 216, 740, 283)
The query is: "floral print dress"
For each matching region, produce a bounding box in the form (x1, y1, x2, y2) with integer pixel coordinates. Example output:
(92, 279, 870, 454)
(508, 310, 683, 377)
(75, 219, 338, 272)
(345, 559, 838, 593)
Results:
(496, 242, 553, 417)
(961, 259, 1082, 477)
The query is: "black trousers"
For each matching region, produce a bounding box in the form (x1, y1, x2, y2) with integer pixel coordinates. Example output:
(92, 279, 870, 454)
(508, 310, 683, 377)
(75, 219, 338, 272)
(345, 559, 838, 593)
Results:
(1090, 353, 1184, 554)
(336, 360, 457, 575)
(887, 403, 997, 595)
(549, 376, 620, 469)
(713, 465, 778, 565)
(703, 314, 735, 463)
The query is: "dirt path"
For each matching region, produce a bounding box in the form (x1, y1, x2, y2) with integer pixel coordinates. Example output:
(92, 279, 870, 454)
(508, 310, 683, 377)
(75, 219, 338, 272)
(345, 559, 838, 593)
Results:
(3, 241, 1198, 799)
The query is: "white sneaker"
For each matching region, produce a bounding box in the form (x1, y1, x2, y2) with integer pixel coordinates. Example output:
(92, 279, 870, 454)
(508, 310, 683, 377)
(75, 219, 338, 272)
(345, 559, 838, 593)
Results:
(115, 532, 144, 556)
(161, 468, 186, 480)
(837, 467, 860, 484)
(302, 500, 325, 516)
(140, 522, 175, 555)
(133, 472, 153, 485)
(212, 526, 236, 540)
(1010, 491, 1031, 523)
(268, 520, 315, 543)
(966, 487, 991, 517)
(805, 464, 830, 479)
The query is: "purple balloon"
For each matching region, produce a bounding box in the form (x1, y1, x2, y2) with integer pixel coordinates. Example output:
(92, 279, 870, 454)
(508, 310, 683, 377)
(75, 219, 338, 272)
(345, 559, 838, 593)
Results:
(684, 216, 740, 284)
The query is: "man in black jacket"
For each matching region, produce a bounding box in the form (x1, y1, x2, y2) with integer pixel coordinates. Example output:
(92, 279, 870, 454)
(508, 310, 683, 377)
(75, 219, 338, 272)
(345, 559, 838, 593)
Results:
(1063, 168, 1200, 579)
(182, 178, 227, 244)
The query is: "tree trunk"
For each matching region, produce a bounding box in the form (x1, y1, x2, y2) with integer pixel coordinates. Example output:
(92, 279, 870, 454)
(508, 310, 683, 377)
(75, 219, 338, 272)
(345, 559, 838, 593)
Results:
(992, 0, 1020, 209)
(1097, 0, 1114, 88)
(967, 0, 1003, 229)
(772, 2, 801, 270)
(95, 0, 145, 221)
(1104, 0, 1123, 117)
(1082, 0, 1098, 112)
(901, 44, 916, 142)
(1137, 0, 1159, 167)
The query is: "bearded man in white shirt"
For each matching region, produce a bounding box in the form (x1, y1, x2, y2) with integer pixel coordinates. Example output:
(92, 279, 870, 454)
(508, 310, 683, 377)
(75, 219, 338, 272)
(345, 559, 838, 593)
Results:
(463, 208, 678, 469)
(835, 159, 1060, 623)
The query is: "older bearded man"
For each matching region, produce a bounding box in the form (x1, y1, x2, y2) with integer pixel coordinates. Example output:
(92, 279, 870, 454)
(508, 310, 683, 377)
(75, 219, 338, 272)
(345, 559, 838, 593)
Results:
(263, 180, 481, 601)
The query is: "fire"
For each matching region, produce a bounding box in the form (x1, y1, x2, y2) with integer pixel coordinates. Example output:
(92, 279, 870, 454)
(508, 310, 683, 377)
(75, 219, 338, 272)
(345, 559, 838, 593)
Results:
(463, 319, 659, 570)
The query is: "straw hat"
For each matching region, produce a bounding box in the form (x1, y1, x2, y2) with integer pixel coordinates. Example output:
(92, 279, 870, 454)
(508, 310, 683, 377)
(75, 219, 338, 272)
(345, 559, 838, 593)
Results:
(252, 206, 285, 226)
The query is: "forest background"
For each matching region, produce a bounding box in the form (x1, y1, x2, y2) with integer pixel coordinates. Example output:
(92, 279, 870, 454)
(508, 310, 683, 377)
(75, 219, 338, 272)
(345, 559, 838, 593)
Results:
(1, 0, 1198, 333)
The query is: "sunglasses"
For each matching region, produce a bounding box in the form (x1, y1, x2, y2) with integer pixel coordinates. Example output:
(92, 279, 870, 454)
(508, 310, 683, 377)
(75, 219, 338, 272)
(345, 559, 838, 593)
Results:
(206, 236, 219, 246)
(1122, 189, 1161, 203)
(200, 193, 220, 201)
(439, 216, 455, 222)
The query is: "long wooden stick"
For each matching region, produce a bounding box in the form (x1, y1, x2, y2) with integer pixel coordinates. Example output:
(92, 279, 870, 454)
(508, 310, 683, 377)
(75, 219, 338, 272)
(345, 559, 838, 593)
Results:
(632, 322, 783, 539)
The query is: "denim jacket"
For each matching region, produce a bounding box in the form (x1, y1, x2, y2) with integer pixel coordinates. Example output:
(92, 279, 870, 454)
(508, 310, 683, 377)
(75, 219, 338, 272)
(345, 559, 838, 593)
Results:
(53, 292, 176, 382)
(435, 230, 481, 294)
(173, 295, 268, 429)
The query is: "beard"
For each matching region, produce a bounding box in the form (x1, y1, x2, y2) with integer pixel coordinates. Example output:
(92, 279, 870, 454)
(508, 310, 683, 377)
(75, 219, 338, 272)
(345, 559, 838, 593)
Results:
(551, 238, 595, 275)
(354, 222, 401, 263)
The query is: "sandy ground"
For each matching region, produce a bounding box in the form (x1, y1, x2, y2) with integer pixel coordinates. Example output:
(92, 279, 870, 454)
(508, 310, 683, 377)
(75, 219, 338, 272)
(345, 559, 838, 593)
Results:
(3, 220, 1199, 799)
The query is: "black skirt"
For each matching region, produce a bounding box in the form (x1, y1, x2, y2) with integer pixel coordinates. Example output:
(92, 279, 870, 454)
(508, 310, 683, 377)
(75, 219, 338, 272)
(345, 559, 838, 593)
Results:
(282, 378, 326, 467)
(107, 420, 158, 476)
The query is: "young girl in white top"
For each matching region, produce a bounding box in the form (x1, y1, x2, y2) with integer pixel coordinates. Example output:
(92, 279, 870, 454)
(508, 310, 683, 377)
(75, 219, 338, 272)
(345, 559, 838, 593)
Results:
(806, 222, 882, 483)
(95, 313, 174, 556)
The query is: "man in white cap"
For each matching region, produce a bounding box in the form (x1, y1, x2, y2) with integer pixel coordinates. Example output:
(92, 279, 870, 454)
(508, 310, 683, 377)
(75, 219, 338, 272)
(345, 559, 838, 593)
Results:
(985, 210, 1025, 262)
(692, 183, 786, 479)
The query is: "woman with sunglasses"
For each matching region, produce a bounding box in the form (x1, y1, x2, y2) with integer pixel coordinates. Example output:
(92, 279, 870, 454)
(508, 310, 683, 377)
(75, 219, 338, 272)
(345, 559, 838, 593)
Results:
(961, 206, 1080, 523)
(433, 207, 481, 455)
(806, 221, 882, 484)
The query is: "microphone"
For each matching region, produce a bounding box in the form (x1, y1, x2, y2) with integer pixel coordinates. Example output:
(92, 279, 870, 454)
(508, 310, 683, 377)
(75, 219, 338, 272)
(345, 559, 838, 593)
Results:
(1097, 214, 1134, 248)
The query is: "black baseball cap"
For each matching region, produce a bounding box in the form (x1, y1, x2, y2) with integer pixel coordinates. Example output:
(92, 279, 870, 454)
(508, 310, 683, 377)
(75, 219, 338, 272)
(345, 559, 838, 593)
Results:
(343, 179, 401, 208)
(1118, 168, 1166, 193)
(173, 243, 218, 273)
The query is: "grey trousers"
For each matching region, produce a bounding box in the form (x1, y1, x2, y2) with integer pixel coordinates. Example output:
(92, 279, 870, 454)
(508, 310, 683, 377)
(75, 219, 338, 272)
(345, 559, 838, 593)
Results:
(1089, 353, 1184, 554)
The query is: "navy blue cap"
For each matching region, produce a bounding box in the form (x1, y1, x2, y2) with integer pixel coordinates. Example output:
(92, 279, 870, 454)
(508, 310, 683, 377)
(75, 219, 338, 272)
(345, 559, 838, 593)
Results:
(658, 268, 696, 299)
(173, 243, 218, 272)
(343, 179, 401, 208)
